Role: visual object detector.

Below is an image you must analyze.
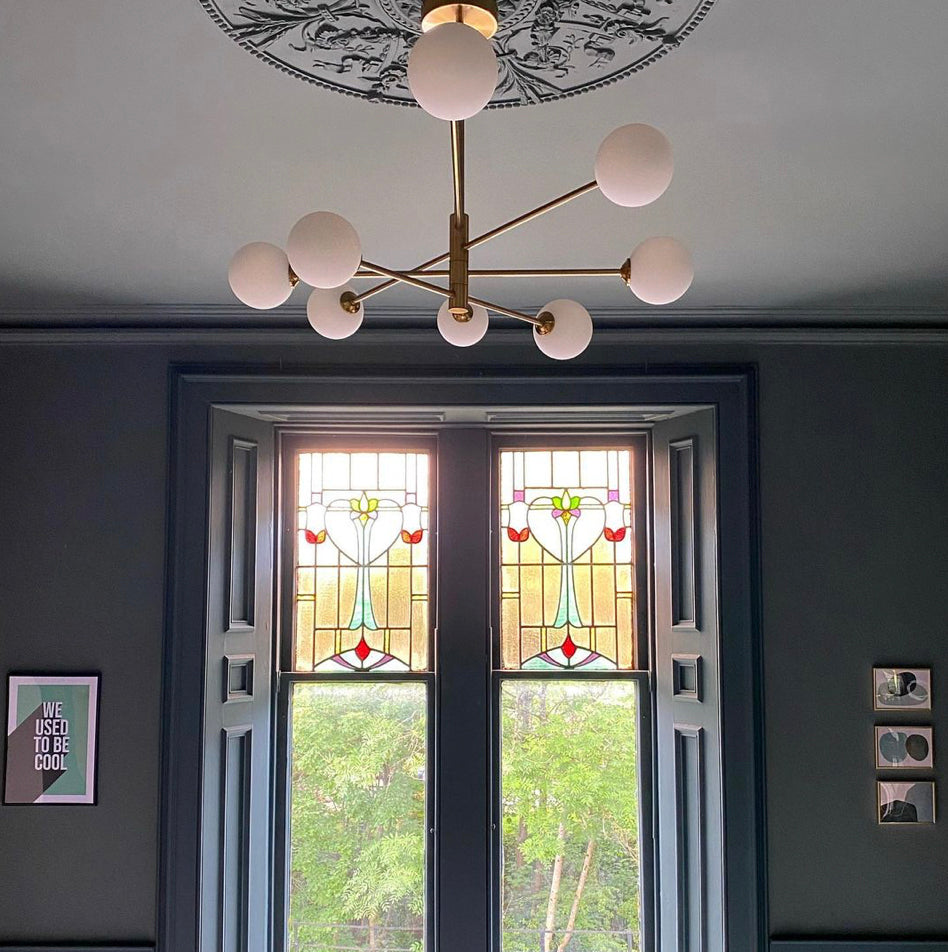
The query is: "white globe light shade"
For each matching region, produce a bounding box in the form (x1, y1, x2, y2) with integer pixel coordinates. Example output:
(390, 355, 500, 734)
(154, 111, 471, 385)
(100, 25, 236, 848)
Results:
(287, 212, 362, 289)
(228, 242, 293, 309)
(408, 22, 498, 121)
(627, 237, 694, 305)
(306, 285, 364, 339)
(437, 300, 489, 347)
(533, 299, 593, 360)
(595, 123, 673, 207)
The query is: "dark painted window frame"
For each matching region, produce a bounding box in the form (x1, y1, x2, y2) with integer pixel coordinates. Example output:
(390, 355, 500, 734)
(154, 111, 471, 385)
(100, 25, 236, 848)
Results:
(159, 366, 765, 952)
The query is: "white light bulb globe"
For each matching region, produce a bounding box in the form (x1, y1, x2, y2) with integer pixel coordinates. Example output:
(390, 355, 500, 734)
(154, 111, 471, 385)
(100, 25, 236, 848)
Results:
(228, 242, 293, 309)
(533, 299, 593, 360)
(437, 300, 489, 347)
(408, 22, 498, 121)
(287, 212, 362, 289)
(627, 237, 693, 305)
(595, 124, 673, 208)
(306, 285, 363, 339)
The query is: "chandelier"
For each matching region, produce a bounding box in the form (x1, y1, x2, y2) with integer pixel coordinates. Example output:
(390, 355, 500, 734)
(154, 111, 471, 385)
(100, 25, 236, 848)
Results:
(226, 0, 694, 360)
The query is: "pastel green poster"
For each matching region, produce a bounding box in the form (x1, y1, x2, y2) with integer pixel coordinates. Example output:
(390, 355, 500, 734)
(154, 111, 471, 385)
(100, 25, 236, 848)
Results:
(4, 675, 99, 804)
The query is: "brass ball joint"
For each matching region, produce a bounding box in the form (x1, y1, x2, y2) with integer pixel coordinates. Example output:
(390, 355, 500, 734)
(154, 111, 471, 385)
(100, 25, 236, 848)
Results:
(228, 4, 693, 359)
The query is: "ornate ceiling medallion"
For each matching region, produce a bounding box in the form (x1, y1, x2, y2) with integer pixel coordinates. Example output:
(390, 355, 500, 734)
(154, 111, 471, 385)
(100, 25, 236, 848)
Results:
(198, 0, 716, 108)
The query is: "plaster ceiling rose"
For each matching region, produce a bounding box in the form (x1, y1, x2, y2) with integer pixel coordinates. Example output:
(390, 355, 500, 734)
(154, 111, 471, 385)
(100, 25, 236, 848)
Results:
(197, 0, 716, 108)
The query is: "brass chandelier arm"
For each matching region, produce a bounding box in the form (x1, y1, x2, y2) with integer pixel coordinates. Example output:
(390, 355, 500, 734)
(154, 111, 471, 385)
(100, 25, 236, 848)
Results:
(353, 268, 621, 278)
(464, 180, 600, 251)
(358, 260, 546, 328)
(359, 260, 451, 299)
(350, 180, 602, 305)
(351, 249, 450, 304)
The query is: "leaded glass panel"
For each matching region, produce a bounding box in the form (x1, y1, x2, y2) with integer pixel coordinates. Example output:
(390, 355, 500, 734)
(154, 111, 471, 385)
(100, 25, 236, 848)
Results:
(294, 450, 430, 672)
(499, 448, 637, 670)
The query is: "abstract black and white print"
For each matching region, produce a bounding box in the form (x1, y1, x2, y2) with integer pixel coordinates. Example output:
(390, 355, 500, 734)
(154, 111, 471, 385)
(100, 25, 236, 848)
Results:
(873, 667, 932, 711)
(878, 781, 936, 824)
(876, 726, 934, 769)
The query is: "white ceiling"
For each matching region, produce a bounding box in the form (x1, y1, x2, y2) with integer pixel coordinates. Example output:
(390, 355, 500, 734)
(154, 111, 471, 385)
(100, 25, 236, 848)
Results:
(1, 0, 947, 314)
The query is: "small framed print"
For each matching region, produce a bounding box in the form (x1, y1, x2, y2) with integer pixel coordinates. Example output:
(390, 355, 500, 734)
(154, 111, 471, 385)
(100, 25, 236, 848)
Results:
(878, 781, 936, 824)
(3, 674, 100, 804)
(873, 667, 931, 710)
(876, 726, 934, 769)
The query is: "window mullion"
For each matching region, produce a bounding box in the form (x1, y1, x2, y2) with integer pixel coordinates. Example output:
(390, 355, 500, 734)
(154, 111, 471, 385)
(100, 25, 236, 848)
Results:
(435, 428, 493, 952)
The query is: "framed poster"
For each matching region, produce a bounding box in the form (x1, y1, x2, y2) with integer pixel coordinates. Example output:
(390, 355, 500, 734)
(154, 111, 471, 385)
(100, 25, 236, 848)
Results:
(875, 726, 934, 769)
(878, 781, 936, 824)
(873, 667, 932, 710)
(4, 674, 100, 804)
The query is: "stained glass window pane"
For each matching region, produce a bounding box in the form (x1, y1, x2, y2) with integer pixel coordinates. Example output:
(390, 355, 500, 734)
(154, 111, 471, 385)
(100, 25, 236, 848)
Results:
(500, 680, 642, 952)
(295, 450, 430, 672)
(289, 682, 427, 950)
(499, 448, 636, 670)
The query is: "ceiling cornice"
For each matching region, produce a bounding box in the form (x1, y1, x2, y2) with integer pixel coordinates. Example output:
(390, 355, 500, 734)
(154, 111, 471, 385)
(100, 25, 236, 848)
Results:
(1, 304, 946, 330)
(0, 305, 946, 346)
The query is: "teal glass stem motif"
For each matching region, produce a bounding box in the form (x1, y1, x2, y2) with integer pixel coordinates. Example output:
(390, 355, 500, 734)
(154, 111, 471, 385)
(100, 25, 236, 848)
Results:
(552, 493, 584, 629)
(323, 493, 405, 632)
(349, 499, 379, 631)
(525, 490, 604, 631)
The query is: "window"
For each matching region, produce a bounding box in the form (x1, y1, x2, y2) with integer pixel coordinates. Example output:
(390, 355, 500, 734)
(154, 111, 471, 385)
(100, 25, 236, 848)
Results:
(280, 443, 435, 952)
(278, 435, 650, 952)
(172, 382, 760, 952)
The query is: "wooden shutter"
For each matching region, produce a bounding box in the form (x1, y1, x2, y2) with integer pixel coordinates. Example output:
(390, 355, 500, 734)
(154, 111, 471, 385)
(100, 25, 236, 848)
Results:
(652, 408, 725, 952)
(201, 408, 275, 952)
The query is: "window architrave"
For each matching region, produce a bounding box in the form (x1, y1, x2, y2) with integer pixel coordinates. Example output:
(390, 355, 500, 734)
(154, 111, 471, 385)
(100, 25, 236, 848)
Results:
(160, 367, 765, 952)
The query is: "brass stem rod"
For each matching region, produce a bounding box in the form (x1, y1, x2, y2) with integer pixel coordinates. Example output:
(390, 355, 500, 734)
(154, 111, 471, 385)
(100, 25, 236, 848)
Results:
(451, 120, 465, 220)
(350, 180, 601, 305)
(358, 261, 543, 327)
(464, 180, 600, 251)
(353, 268, 621, 278)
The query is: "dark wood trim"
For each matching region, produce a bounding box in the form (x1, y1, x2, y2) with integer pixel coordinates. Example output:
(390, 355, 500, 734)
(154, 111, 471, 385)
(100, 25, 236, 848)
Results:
(1, 303, 946, 330)
(0, 946, 156, 951)
(1, 326, 947, 346)
(770, 942, 948, 951)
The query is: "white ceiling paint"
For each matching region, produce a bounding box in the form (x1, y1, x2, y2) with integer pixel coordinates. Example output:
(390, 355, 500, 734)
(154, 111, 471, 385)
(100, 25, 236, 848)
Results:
(0, 0, 946, 314)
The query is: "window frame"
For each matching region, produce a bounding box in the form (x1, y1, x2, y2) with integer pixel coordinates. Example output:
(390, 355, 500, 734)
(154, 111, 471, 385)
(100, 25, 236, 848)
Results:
(159, 367, 765, 952)
(489, 432, 655, 952)
(274, 432, 440, 952)
(274, 427, 655, 952)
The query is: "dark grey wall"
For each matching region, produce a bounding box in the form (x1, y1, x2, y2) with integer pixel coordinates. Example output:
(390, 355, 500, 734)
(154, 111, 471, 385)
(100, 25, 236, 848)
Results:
(0, 333, 945, 944)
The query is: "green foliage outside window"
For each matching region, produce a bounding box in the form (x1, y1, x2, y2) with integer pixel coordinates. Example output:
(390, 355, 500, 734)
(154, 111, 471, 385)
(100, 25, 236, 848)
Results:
(288, 680, 640, 952)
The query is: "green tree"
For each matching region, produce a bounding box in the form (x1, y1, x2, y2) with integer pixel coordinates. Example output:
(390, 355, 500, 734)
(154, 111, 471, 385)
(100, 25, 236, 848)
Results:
(289, 682, 427, 951)
(501, 681, 640, 952)
(288, 679, 641, 952)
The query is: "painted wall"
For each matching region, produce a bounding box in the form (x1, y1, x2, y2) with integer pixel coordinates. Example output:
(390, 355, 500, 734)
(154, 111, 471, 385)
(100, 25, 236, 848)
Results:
(0, 334, 945, 944)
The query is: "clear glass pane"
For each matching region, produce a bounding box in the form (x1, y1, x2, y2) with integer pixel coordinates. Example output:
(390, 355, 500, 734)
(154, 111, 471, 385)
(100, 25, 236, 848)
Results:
(499, 449, 637, 670)
(289, 682, 427, 951)
(500, 680, 642, 952)
(295, 450, 430, 672)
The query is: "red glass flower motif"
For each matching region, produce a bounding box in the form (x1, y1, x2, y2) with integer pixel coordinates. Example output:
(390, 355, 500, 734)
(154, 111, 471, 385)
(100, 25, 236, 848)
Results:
(561, 633, 577, 660)
(507, 526, 530, 542)
(400, 528, 424, 544)
(604, 526, 626, 543)
(355, 635, 371, 662)
(303, 528, 326, 544)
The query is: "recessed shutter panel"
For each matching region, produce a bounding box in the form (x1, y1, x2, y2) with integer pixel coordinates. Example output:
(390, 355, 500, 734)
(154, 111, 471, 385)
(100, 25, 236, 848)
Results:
(652, 408, 724, 952)
(201, 409, 275, 952)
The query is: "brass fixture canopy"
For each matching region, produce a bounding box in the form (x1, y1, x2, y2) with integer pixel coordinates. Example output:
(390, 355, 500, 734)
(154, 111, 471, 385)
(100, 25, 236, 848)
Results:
(421, 0, 498, 38)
